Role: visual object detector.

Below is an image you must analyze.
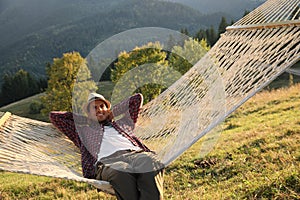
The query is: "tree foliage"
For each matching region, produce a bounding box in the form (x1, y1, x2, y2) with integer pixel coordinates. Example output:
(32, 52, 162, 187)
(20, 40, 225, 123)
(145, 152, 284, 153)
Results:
(169, 38, 210, 74)
(111, 42, 170, 104)
(195, 16, 232, 46)
(41, 52, 97, 114)
(111, 39, 210, 104)
(218, 16, 229, 35)
(0, 69, 44, 106)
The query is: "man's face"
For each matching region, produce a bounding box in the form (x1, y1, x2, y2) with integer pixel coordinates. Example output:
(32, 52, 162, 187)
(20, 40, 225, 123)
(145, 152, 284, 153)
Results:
(87, 99, 110, 122)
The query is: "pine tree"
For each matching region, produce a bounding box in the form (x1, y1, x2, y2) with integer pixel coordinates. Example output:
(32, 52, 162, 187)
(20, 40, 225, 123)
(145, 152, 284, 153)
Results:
(195, 29, 207, 41)
(0, 69, 39, 106)
(230, 19, 235, 26)
(41, 52, 97, 114)
(243, 10, 250, 17)
(207, 26, 217, 46)
(180, 28, 189, 36)
(218, 16, 228, 36)
(0, 73, 14, 105)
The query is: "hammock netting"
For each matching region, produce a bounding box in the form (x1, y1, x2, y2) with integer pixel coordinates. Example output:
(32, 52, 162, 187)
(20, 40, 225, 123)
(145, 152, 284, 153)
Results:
(0, 0, 299, 194)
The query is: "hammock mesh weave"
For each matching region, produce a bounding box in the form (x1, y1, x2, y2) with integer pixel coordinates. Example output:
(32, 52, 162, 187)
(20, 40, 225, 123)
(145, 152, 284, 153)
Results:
(0, 0, 299, 193)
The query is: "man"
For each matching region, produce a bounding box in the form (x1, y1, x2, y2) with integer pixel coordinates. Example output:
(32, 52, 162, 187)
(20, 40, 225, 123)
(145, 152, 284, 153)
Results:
(50, 93, 164, 200)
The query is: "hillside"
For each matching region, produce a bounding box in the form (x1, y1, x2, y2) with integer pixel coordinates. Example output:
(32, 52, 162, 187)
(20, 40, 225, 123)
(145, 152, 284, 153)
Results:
(0, 93, 48, 122)
(0, 0, 126, 49)
(163, 0, 266, 18)
(0, 83, 299, 198)
(0, 0, 226, 81)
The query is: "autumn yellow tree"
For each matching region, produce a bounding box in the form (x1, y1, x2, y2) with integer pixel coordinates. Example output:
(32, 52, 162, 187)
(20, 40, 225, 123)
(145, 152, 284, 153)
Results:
(111, 39, 210, 104)
(41, 52, 97, 114)
(111, 42, 171, 104)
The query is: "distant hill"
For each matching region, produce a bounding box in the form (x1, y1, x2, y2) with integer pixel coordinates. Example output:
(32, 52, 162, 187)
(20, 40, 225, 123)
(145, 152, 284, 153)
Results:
(0, 0, 127, 50)
(0, 0, 229, 81)
(162, 0, 266, 19)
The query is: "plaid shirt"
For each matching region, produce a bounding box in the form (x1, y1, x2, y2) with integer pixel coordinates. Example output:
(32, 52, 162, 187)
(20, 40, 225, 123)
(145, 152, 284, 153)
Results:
(50, 93, 149, 179)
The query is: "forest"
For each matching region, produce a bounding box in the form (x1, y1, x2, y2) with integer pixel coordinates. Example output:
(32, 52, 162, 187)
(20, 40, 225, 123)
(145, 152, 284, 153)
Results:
(0, 13, 234, 108)
(0, 0, 240, 84)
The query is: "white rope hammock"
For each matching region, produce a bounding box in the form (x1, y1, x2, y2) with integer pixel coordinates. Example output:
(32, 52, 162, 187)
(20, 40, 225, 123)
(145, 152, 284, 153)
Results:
(0, 0, 299, 193)
(0, 112, 115, 194)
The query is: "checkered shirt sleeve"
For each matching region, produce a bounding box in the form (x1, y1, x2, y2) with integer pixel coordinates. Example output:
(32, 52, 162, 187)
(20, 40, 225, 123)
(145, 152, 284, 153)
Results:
(49, 111, 81, 148)
(112, 93, 143, 123)
(50, 111, 96, 178)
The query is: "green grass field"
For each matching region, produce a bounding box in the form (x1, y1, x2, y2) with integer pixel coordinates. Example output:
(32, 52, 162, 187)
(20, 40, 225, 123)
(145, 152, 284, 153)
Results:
(0, 83, 299, 199)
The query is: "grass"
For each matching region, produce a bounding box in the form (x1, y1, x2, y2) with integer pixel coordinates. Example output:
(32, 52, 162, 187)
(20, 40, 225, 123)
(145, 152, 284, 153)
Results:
(0, 93, 48, 122)
(0, 83, 300, 199)
(0, 172, 113, 199)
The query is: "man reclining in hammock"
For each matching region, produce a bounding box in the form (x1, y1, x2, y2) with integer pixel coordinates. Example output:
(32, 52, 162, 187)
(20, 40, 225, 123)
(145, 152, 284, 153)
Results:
(50, 93, 164, 200)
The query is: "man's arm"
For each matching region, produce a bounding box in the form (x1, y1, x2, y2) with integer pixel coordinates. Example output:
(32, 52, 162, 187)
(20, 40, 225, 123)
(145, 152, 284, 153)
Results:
(112, 93, 143, 123)
(49, 111, 83, 148)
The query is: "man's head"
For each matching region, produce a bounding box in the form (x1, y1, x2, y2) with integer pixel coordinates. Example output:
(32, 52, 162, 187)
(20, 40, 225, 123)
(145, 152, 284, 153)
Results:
(84, 93, 113, 122)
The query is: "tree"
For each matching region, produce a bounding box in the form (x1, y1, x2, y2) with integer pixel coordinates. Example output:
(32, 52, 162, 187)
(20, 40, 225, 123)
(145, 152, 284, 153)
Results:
(218, 16, 228, 36)
(111, 40, 210, 105)
(243, 10, 250, 17)
(169, 38, 210, 75)
(111, 42, 171, 104)
(206, 26, 217, 46)
(41, 52, 97, 114)
(195, 29, 207, 41)
(230, 19, 235, 26)
(0, 69, 39, 106)
(37, 77, 48, 92)
(180, 28, 189, 36)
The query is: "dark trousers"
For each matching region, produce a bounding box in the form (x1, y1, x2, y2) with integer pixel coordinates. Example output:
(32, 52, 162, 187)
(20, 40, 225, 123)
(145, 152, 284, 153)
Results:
(96, 150, 164, 200)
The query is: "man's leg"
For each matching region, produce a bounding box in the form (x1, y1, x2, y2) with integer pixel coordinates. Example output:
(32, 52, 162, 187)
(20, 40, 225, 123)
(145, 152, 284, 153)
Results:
(137, 169, 164, 200)
(129, 151, 164, 200)
(97, 150, 165, 199)
(99, 166, 139, 200)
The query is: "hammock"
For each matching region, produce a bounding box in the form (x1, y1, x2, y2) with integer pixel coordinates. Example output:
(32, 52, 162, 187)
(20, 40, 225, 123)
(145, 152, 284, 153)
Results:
(1, 0, 300, 194)
(0, 112, 115, 194)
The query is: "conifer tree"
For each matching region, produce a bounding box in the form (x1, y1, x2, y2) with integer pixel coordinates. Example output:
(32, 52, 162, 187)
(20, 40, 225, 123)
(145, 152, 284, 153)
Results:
(0, 69, 39, 106)
(243, 10, 250, 17)
(218, 16, 228, 36)
(180, 28, 189, 36)
(206, 26, 217, 46)
(195, 29, 207, 41)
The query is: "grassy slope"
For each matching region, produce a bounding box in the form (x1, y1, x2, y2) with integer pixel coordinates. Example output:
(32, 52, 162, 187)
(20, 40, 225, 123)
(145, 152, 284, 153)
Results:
(0, 93, 48, 122)
(0, 84, 299, 199)
(164, 84, 300, 199)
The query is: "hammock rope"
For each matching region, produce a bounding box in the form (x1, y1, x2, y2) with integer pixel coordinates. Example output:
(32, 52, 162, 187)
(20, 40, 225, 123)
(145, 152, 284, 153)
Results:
(0, 0, 299, 193)
(135, 0, 300, 165)
(0, 112, 114, 194)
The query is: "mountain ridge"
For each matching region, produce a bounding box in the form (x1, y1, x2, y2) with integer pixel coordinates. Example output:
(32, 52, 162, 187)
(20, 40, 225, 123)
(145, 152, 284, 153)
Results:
(161, 0, 266, 18)
(0, 0, 263, 82)
(0, 0, 228, 79)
